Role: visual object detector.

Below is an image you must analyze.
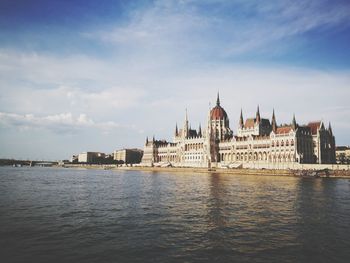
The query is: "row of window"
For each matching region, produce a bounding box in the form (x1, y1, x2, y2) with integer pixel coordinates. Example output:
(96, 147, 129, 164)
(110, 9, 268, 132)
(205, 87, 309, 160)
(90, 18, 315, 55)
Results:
(184, 144, 204, 151)
(220, 153, 296, 162)
(271, 140, 295, 147)
(184, 156, 202, 161)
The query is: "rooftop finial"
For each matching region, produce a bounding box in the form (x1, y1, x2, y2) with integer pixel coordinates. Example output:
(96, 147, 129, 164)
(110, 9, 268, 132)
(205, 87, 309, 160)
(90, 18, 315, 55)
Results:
(175, 123, 178, 136)
(292, 114, 297, 130)
(256, 105, 261, 123)
(272, 108, 277, 131)
(239, 108, 244, 127)
(216, 91, 220, 106)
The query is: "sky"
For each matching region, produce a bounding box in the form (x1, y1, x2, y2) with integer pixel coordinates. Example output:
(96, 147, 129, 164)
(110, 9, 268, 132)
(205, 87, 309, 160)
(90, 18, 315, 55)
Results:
(0, 0, 350, 160)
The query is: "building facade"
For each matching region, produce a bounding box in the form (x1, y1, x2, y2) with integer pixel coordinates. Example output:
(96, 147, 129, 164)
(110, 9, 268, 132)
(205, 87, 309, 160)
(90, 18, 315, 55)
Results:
(336, 146, 350, 164)
(141, 94, 336, 168)
(113, 149, 143, 164)
(78, 152, 106, 163)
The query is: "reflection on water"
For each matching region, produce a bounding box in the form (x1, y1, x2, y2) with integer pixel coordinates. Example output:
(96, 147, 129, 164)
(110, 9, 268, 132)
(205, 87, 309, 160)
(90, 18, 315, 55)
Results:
(0, 167, 349, 263)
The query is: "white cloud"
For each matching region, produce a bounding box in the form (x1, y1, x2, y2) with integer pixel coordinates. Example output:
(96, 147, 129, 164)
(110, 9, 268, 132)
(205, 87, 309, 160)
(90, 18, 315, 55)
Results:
(0, 112, 136, 134)
(90, 0, 350, 57)
(1, 48, 349, 143)
(0, 50, 146, 118)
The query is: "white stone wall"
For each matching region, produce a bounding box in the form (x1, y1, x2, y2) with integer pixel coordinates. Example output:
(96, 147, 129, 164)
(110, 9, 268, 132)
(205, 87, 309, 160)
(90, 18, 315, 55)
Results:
(242, 162, 350, 170)
(78, 153, 88, 163)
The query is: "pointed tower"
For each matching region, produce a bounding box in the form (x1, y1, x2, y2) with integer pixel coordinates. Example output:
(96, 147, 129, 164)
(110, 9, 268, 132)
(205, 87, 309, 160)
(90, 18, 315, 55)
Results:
(183, 108, 189, 138)
(239, 108, 244, 128)
(146, 136, 149, 145)
(328, 122, 333, 135)
(216, 91, 220, 106)
(271, 108, 277, 132)
(198, 123, 202, 137)
(175, 123, 178, 136)
(328, 122, 336, 163)
(292, 114, 297, 130)
(320, 121, 325, 130)
(256, 105, 261, 123)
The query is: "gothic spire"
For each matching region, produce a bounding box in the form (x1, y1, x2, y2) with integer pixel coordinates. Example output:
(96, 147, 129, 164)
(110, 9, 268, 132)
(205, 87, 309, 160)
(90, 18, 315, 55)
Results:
(175, 123, 178, 136)
(239, 108, 244, 127)
(292, 114, 297, 130)
(146, 136, 148, 144)
(271, 108, 277, 131)
(256, 105, 261, 123)
(216, 92, 220, 106)
(198, 123, 202, 137)
(184, 108, 189, 138)
(328, 122, 333, 135)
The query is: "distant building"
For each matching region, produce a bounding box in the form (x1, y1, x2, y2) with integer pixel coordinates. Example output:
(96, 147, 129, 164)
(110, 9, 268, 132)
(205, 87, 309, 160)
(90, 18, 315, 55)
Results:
(78, 152, 105, 164)
(336, 146, 350, 164)
(142, 93, 336, 168)
(113, 149, 143, 164)
(309, 121, 336, 164)
(70, 155, 78, 163)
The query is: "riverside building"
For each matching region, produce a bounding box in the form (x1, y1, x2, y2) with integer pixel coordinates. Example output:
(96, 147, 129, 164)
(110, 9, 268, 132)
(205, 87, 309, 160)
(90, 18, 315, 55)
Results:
(141, 94, 336, 168)
(113, 148, 143, 164)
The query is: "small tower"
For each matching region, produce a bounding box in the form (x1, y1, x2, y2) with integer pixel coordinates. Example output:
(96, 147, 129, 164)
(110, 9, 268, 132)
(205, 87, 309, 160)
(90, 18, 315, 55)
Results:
(256, 105, 261, 124)
(216, 91, 220, 106)
(175, 123, 178, 136)
(183, 108, 189, 138)
(271, 108, 277, 132)
(145, 136, 149, 145)
(198, 123, 202, 137)
(328, 122, 333, 135)
(239, 108, 244, 128)
(292, 114, 297, 130)
(320, 121, 325, 130)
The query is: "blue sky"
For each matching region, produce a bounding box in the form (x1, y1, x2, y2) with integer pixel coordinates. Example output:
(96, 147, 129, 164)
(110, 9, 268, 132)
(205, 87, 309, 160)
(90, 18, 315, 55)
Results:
(0, 0, 350, 160)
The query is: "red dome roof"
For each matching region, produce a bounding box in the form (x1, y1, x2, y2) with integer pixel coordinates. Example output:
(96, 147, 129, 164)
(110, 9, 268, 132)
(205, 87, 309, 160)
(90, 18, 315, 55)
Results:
(210, 105, 228, 120)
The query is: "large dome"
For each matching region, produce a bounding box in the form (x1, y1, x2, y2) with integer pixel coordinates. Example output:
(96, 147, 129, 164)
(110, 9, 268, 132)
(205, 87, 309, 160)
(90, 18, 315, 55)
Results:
(210, 93, 228, 120)
(211, 105, 228, 120)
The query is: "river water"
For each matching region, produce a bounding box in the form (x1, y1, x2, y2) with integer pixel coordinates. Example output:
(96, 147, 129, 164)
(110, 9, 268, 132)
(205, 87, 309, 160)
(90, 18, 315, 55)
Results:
(0, 167, 349, 262)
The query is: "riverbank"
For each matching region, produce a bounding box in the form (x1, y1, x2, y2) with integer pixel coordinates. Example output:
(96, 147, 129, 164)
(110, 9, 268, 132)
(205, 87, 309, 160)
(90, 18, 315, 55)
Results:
(60, 164, 350, 178)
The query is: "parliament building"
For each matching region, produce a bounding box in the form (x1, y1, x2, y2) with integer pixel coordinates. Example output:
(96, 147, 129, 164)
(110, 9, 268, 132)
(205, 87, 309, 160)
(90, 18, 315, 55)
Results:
(141, 94, 336, 168)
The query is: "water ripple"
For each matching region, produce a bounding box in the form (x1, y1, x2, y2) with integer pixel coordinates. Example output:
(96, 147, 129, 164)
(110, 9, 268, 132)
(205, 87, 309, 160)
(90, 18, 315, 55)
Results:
(0, 167, 350, 262)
